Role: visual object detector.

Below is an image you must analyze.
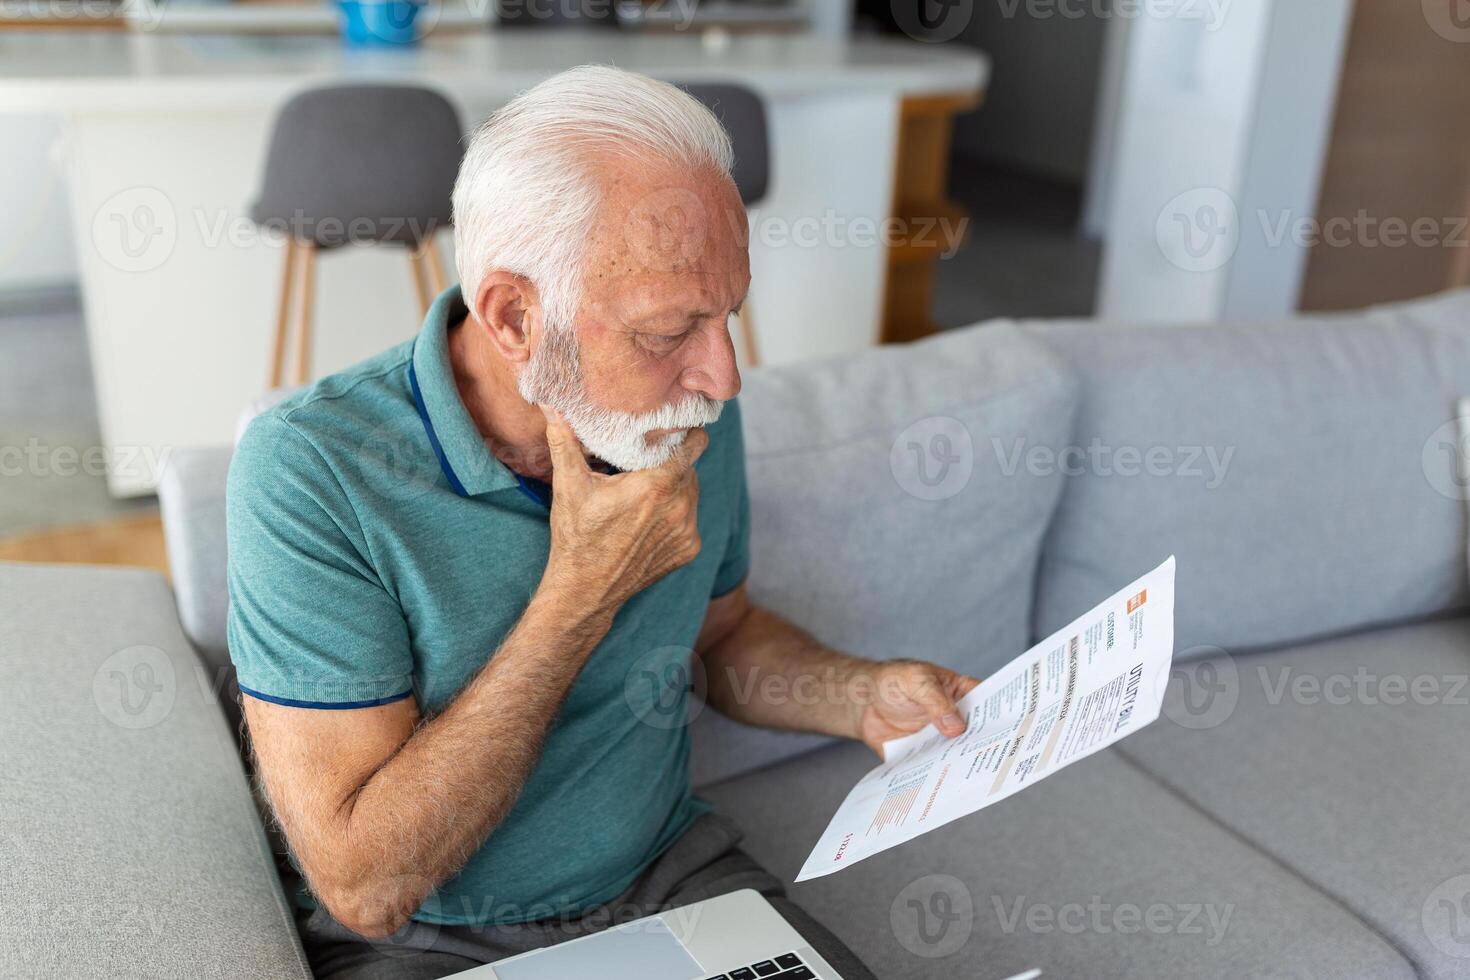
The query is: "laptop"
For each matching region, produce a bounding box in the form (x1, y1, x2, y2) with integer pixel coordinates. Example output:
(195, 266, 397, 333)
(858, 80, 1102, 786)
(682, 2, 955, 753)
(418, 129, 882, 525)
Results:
(447, 889, 845, 980)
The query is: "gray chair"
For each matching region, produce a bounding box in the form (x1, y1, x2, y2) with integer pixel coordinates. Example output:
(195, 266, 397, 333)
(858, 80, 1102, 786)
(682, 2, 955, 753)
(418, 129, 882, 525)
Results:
(680, 82, 770, 365)
(252, 84, 463, 387)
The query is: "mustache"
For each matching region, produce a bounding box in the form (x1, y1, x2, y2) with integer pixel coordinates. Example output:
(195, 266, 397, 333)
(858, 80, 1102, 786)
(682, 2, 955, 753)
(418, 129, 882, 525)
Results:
(634, 393, 725, 431)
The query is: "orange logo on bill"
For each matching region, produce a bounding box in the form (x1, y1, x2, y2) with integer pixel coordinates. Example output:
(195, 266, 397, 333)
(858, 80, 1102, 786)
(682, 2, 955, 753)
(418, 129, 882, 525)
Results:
(1127, 590, 1147, 613)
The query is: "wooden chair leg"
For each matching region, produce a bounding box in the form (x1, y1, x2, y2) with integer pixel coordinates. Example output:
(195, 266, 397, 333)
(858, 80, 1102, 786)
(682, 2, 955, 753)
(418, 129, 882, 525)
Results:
(737, 301, 760, 367)
(424, 236, 448, 295)
(291, 243, 317, 387)
(408, 245, 432, 314)
(269, 238, 298, 389)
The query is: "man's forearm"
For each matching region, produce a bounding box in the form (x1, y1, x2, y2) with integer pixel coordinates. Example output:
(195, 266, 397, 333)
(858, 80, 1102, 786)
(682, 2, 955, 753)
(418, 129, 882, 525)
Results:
(314, 589, 611, 927)
(699, 604, 877, 739)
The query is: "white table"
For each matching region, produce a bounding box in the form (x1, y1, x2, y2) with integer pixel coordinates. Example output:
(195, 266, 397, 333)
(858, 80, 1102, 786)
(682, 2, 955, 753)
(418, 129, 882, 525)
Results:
(0, 31, 985, 495)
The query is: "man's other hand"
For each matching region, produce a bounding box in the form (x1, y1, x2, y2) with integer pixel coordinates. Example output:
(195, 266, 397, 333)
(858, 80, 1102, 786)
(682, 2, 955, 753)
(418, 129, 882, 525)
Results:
(852, 660, 981, 757)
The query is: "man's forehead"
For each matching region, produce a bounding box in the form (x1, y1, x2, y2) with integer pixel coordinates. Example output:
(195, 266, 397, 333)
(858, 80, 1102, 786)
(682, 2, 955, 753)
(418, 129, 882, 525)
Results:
(586, 161, 747, 277)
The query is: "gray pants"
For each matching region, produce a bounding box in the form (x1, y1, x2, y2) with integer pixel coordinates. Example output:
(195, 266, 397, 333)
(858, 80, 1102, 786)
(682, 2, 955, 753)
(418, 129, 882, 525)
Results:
(298, 811, 877, 980)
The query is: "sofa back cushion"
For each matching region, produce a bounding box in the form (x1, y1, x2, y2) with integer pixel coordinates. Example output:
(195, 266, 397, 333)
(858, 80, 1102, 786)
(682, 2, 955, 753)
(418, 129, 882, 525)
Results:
(1027, 288, 1470, 657)
(689, 322, 1079, 786)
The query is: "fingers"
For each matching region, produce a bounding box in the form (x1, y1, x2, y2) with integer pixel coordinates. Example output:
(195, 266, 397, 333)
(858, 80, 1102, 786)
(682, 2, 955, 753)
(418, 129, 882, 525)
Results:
(644, 427, 710, 492)
(905, 665, 967, 738)
(538, 406, 590, 482)
(953, 673, 982, 699)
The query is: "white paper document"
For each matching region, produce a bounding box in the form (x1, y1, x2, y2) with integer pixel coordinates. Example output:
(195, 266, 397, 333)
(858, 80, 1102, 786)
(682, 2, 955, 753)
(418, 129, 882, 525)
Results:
(797, 556, 1177, 882)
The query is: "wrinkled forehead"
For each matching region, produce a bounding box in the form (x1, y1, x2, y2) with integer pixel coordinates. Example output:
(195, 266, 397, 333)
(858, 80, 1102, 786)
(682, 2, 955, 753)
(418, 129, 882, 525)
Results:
(582, 156, 750, 299)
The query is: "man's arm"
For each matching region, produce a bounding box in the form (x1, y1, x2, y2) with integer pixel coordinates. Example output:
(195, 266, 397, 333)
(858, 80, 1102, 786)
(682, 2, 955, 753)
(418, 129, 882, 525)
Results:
(244, 411, 706, 939)
(696, 584, 979, 755)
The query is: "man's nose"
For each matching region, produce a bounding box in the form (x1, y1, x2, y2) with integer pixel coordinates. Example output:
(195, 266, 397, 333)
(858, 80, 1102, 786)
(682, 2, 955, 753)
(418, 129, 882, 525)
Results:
(683, 320, 742, 402)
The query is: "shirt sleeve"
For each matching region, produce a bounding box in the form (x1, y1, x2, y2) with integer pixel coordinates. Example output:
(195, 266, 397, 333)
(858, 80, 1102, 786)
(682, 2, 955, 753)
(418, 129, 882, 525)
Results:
(710, 397, 751, 598)
(226, 413, 414, 708)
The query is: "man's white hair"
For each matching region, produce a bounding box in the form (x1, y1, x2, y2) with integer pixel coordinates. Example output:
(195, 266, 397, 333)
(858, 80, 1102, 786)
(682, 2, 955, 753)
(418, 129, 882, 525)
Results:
(451, 64, 735, 328)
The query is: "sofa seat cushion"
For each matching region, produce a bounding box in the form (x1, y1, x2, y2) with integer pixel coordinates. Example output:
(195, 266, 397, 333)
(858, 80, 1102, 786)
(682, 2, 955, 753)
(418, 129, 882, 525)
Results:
(700, 741, 1412, 980)
(0, 562, 311, 980)
(1119, 616, 1470, 979)
(692, 321, 1079, 786)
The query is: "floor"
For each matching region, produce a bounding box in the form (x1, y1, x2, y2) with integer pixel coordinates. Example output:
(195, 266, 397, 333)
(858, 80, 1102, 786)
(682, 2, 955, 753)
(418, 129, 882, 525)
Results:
(0, 158, 1097, 568)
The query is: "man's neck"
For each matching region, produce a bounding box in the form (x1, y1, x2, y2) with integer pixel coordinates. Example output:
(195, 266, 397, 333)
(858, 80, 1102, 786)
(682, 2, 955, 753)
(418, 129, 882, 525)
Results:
(446, 315, 554, 481)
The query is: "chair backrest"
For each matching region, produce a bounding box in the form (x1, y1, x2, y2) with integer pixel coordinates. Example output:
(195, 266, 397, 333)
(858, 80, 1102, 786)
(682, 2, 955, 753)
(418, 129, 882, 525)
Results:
(252, 84, 463, 249)
(678, 83, 770, 205)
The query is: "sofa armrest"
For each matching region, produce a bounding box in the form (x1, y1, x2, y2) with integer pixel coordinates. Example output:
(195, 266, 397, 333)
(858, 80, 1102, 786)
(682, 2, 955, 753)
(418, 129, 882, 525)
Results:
(0, 562, 311, 979)
(158, 446, 233, 689)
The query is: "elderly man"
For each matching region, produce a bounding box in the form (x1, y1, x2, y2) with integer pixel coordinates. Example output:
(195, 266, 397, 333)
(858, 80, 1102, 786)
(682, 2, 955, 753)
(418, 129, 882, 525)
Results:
(227, 65, 977, 980)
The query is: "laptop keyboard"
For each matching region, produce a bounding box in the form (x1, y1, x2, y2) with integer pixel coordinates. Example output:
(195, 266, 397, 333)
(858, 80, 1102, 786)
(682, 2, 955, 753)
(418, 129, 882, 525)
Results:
(703, 950, 814, 979)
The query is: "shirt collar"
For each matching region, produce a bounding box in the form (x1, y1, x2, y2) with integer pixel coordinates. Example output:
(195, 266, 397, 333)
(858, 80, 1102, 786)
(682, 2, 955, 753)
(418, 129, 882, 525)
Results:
(409, 285, 521, 498)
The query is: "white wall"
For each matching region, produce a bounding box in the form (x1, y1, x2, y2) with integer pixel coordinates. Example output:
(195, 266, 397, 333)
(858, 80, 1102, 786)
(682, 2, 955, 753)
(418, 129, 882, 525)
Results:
(0, 116, 78, 292)
(1094, 0, 1352, 322)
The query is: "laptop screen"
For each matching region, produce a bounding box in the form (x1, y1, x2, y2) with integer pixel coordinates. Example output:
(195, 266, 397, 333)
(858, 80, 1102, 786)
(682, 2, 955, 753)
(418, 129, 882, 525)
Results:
(493, 917, 704, 980)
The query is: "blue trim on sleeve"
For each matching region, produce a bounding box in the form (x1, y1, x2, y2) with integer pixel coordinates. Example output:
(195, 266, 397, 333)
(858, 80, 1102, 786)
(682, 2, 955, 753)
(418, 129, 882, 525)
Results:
(408, 352, 469, 498)
(239, 685, 414, 710)
(710, 572, 748, 599)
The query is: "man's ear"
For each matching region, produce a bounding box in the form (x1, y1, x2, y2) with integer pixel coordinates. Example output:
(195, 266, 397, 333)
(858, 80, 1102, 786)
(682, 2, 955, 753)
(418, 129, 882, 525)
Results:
(470, 272, 542, 364)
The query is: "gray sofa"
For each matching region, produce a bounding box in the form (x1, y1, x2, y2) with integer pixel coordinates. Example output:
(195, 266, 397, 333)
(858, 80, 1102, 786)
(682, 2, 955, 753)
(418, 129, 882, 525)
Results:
(5, 288, 1470, 979)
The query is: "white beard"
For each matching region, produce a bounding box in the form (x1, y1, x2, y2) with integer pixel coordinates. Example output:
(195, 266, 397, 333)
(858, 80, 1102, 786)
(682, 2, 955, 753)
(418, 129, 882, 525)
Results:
(518, 322, 724, 471)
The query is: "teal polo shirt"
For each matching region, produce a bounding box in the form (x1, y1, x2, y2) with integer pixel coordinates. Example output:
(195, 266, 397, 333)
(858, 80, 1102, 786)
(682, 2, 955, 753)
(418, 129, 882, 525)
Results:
(226, 286, 750, 926)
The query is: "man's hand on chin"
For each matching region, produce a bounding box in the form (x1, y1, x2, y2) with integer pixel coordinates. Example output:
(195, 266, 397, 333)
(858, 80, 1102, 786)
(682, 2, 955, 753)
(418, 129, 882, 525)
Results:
(849, 660, 981, 757)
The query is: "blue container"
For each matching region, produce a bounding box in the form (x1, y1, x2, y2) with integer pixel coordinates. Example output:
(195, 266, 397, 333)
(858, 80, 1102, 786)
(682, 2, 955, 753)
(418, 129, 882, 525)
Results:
(336, 0, 424, 45)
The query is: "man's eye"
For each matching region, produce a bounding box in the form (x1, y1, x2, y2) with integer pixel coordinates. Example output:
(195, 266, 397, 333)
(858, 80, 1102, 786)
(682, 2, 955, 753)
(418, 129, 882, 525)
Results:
(643, 332, 686, 351)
